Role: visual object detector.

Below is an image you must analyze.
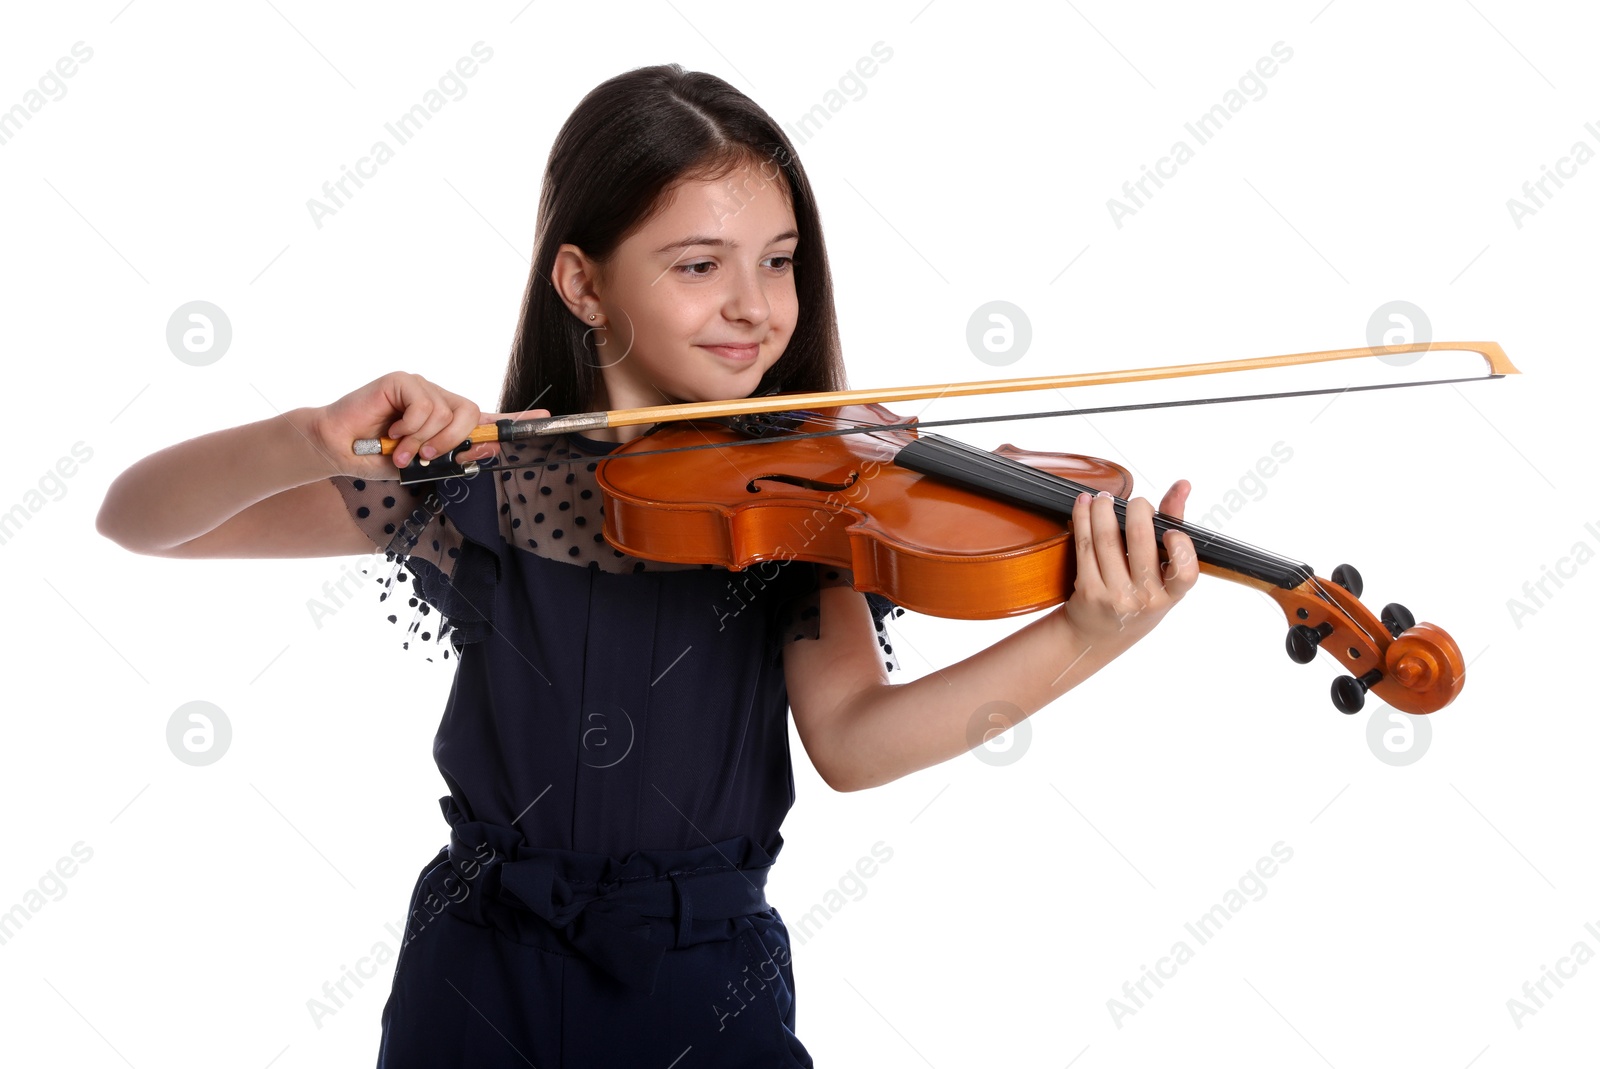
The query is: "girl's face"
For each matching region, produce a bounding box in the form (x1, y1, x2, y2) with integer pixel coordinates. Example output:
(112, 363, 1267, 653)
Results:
(563, 161, 800, 417)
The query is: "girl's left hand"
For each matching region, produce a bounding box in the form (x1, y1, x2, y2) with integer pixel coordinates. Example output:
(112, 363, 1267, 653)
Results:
(1061, 481, 1199, 651)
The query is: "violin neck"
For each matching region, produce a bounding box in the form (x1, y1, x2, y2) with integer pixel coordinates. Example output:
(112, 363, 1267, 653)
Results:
(895, 434, 1313, 589)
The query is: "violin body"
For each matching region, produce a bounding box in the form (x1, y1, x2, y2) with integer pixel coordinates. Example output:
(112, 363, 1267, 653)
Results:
(598, 404, 1132, 620)
(596, 404, 1464, 714)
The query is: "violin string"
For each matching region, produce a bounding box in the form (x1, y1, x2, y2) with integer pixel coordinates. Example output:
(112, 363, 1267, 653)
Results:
(910, 431, 1308, 584)
(757, 423, 1386, 656)
(1303, 573, 1387, 648)
(962, 439, 1393, 649)
(881, 428, 1308, 583)
(898, 435, 1391, 650)
(813, 423, 1380, 645)
(989, 441, 1382, 641)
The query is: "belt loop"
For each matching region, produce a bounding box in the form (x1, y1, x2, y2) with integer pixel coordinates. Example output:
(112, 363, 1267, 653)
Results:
(671, 873, 693, 946)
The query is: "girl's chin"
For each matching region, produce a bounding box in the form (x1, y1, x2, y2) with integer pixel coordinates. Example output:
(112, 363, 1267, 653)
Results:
(668, 369, 772, 404)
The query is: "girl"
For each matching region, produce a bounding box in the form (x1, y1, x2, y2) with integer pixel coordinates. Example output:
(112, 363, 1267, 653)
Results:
(97, 64, 1197, 1067)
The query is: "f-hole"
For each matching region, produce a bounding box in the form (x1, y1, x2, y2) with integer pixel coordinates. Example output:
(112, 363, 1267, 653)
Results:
(745, 471, 860, 493)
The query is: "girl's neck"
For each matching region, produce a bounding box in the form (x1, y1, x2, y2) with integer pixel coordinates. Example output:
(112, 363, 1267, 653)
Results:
(581, 382, 664, 444)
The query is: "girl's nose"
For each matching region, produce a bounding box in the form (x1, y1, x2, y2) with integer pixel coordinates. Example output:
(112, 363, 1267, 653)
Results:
(723, 263, 771, 324)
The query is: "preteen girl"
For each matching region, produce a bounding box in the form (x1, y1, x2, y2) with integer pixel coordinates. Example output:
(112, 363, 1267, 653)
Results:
(97, 63, 1197, 1068)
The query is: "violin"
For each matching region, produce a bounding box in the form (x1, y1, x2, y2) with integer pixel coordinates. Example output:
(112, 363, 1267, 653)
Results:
(355, 340, 1519, 715)
(595, 403, 1462, 716)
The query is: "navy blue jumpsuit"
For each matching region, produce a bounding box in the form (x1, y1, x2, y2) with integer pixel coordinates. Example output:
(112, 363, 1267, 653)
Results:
(331, 433, 898, 1068)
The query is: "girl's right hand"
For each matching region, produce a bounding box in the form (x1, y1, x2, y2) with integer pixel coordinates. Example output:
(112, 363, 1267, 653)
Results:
(312, 371, 549, 480)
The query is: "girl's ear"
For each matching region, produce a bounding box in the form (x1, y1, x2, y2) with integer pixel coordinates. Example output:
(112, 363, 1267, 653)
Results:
(551, 243, 605, 322)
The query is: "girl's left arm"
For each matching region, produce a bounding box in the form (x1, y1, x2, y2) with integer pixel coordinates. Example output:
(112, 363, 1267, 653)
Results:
(785, 484, 1199, 792)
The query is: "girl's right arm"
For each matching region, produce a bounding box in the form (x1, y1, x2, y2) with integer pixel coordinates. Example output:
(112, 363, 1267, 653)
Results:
(95, 372, 515, 559)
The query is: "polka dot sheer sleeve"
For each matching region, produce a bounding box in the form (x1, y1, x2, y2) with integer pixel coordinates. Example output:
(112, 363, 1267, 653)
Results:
(328, 475, 502, 661)
(326, 435, 904, 669)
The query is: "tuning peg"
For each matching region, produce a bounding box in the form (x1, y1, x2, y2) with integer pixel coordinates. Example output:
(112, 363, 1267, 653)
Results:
(1380, 602, 1416, 639)
(1286, 622, 1334, 664)
(1331, 668, 1384, 714)
(1331, 563, 1364, 598)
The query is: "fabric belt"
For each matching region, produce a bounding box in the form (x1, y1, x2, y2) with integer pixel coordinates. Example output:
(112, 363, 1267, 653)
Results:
(436, 795, 774, 995)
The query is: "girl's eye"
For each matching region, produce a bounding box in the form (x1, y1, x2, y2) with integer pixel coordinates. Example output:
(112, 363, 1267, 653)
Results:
(673, 255, 794, 277)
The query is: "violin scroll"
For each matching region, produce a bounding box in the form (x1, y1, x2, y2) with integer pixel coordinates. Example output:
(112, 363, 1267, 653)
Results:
(1268, 570, 1464, 715)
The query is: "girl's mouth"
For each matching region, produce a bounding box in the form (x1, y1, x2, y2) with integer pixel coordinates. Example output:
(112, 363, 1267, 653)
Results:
(699, 343, 760, 363)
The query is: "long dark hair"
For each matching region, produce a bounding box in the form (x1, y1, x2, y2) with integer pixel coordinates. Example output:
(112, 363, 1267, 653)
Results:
(498, 64, 845, 416)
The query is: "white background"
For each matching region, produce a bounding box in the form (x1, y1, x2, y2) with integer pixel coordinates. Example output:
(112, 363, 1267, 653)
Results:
(2, 1, 1596, 1066)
